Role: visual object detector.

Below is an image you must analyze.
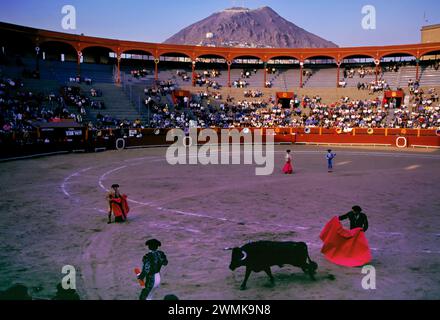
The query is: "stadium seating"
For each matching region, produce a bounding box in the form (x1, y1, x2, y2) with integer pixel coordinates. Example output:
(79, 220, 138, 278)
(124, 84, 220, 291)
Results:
(3, 56, 440, 128)
(304, 68, 339, 88)
(420, 66, 440, 87)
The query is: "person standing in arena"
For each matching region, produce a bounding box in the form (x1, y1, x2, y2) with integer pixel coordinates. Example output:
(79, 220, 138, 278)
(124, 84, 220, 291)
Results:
(107, 184, 129, 224)
(320, 206, 371, 267)
(326, 149, 336, 172)
(138, 239, 168, 300)
(282, 149, 293, 174)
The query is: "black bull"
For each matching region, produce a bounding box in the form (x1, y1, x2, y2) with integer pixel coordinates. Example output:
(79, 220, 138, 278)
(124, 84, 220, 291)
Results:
(228, 241, 318, 290)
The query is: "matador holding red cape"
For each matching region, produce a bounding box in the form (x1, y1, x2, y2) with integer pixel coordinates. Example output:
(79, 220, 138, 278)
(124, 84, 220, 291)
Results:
(107, 184, 130, 224)
(320, 206, 372, 267)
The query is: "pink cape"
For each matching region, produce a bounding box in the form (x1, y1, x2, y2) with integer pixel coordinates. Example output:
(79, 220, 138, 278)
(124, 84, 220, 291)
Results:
(282, 159, 293, 174)
(320, 216, 372, 267)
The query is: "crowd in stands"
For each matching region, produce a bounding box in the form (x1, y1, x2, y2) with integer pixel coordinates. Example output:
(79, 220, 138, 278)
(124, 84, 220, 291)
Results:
(357, 79, 390, 93)
(295, 97, 387, 129)
(62, 86, 90, 114)
(266, 67, 277, 74)
(241, 69, 257, 78)
(94, 113, 138, 128)
(295, 90, 439, 129)
(151, 80, 176, 95)
(345, 66, 375, 79)
(232, 79, 249, 88)
(0, 78, 83, 146)
(202, 69, 221, 78)
(190, 69, 222, 88)
(383, 64, 400, 73)
(4, 79, 436, 145)
(187, 99, 292, 128)
(2, 57, 440, 151)
(402, 87, 440, 129)
(149, 103, 187, 128)
(176, 70, 191, 82)
(194, 74, 221, 89)
(0, 75, 150, 148)
(200, 91, 222, 101)
(131, 69, 150, 79)
(303, 70, 313, 78)
(90, 88, 102, 97)
(146, 87, 439, 130)
(244, 90, 263, 98)
(61, 85, 104, 117)
(144, 83, 175, 99)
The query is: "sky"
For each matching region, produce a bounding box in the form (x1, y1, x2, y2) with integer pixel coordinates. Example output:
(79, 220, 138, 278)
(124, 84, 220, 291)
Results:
(1, 0, 440, 47)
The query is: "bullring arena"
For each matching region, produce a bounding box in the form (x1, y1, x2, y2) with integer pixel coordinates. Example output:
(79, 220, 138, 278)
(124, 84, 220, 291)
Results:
(1, 11, 440, 301)
(1, 144, 439, 300)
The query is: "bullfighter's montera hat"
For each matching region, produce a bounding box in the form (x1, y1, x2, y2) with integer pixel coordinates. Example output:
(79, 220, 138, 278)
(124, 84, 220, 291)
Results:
(145, 239, 162, 248)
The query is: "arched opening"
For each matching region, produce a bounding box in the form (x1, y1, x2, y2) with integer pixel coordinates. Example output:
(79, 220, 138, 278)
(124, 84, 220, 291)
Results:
(40, 41, 77, 62)
(302, 55, 338, 88)
(159, 52, 191, 63)
(341, 54, 375, 64)
(420, 49, 440, 63)
(81, 46, 116, 65)
(196, 54, 227, 63)
(380, 52, 416, 65)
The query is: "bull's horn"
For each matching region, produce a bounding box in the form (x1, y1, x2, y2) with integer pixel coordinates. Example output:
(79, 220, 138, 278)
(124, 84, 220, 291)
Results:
(224, 247, 233, 251)
(240, 250, 248, 261)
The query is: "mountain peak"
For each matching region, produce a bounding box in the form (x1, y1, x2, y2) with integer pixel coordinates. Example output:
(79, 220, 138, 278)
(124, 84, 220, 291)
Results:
(164, 7, 338, 49)
(223, 7, 250, 13)
(256, 6, 275, 11)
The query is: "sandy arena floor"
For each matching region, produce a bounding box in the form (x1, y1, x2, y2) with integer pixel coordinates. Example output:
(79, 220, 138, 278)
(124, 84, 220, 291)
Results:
(0, 145, 439, 300)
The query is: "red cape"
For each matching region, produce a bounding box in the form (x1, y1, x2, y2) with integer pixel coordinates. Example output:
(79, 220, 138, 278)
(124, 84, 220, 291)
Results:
(282, 159, 293, 174)
(110, 195, 130, 218)
(320, 216, 372, 267)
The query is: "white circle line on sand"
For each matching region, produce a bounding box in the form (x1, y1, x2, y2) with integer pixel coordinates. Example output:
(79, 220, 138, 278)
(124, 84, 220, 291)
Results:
(61, 170, 199, 234)
(94, 151, 438, 240)
(97, 161, 313, 232)
(98, 165, 128, 191)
